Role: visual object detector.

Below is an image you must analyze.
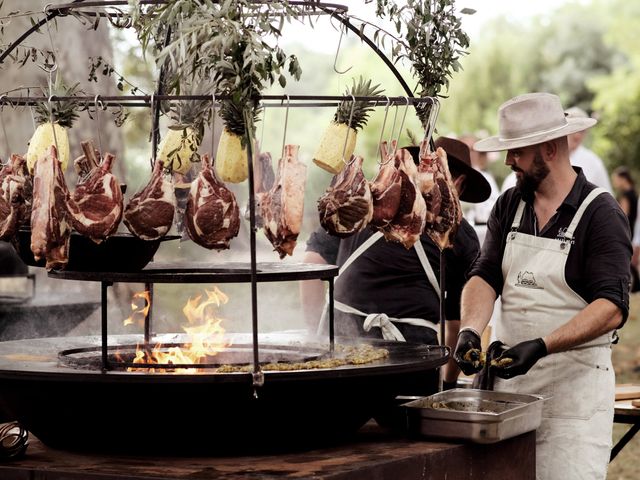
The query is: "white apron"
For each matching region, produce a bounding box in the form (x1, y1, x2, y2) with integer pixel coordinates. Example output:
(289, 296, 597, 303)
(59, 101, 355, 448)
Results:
(317, 232, 440, 342)
(495, 188, 615, 480)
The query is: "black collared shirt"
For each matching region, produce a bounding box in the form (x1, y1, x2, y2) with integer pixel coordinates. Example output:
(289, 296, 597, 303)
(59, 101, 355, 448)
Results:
(307, 219, 480, 325)
(469, 168, 632, 322)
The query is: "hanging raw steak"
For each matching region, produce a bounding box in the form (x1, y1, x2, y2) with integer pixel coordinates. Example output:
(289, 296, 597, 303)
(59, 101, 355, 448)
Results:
(67, 141, 123, 243)
(0, 154, 30, 240)
(185, 153, 240, 250)
(318, 155, 373, 237)
(369, 141, 402, 229)
(382, 147, 427, 249)
(261, 144, 307, 258)
(30, 145, 71, 270)
(123, 159, 176, 241)
(243, 150, 275, 228)
(417, 141, 462, 250)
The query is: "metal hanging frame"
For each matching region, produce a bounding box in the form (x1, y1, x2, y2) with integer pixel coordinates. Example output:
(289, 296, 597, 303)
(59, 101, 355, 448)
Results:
(0, 0, 447, 389)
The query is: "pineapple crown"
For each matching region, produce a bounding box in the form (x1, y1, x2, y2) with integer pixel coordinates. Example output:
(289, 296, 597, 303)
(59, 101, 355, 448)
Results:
(334, 76, 384, 131)
(34, 75, 80, 128)
(219, 96, 260, 138)
(168, 80, 214, 142)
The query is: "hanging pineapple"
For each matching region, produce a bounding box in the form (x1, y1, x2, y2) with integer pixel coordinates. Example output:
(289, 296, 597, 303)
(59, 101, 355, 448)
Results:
(26, 77, 79, 174)
(313, 77, 384, 175)
(215, 98, 258, 184)
(157, 94, 210, 175)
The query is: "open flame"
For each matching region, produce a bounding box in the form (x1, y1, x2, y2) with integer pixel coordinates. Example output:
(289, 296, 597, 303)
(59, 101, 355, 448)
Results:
(127, 286, 231, 372)
(123, 290, 150, 327)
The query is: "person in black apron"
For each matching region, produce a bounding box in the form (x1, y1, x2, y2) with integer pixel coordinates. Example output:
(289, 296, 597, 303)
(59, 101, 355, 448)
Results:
(303, 137, 491, 393)
(454, 93, 632, 480)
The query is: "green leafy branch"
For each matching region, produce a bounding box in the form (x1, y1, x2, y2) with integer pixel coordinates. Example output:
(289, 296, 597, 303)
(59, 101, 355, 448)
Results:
(370, 0, 474, 126)
(131, 0, 303, 143)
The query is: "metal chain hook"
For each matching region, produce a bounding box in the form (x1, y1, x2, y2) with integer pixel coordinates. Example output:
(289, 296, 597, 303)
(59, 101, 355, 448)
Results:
(341, 94, 356, 164)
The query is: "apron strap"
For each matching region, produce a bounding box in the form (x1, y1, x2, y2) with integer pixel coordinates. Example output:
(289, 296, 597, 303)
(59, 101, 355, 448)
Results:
(511, 200, 527, 231)
(317, 233, 440, 338)
(334, 300, 439, 342)
(339, 231, 383, 275)
(563, 187, 607, 241)
(414, 240, 441, 299)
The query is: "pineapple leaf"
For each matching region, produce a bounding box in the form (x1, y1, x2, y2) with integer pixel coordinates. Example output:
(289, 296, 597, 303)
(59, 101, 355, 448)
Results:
(334, 76, 384, 131)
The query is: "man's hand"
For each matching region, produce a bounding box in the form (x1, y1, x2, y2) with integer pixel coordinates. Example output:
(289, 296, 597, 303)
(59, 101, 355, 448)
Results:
(493, 338, 547, 379)
(453, 328, 483, 375)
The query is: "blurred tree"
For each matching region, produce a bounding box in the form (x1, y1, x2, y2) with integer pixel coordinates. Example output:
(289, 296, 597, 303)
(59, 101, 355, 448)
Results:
(589, 0, 640, 171)
(438, 2, 623, 137)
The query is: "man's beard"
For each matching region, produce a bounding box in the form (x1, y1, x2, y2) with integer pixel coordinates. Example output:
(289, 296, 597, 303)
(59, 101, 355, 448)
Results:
(516, 148, 550, 199)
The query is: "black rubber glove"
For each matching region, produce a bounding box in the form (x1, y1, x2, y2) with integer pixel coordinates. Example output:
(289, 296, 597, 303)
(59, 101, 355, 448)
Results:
(453, 329, 483, 375)
(493, 338, 548, 379)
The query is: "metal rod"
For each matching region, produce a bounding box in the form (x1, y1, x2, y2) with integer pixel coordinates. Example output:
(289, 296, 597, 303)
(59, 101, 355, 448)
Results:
(328, 278, 335, 351)
(439, 251, 446, 391)
(144, 282, 153, 344)
(245, 130, 263, 391)
(101, 281, 110, 372)
(611, 421, 640, 461)
(0, 94, 436, 105)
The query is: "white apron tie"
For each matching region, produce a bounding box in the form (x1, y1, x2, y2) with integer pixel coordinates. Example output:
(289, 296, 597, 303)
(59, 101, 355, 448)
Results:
(317, 232, 440, 341)
(495, 187, 614, 480)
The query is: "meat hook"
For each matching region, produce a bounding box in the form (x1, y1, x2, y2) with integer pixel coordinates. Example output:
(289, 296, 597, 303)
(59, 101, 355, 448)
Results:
(39, 4, 59, 76)
(341, 94, 356, 164)
(333, 24, 353, 75)
(390, 97, 411, 157)
(48, 94, 61, 158)
(210, 93, 217, 157)
(0, 95, 11, 163)
(149, 93, 155, 167)
(421, 98, 441, 156)
(377, 96, 392, 165)
(94, 94, 104, 162)
(280, 94, 290, 160)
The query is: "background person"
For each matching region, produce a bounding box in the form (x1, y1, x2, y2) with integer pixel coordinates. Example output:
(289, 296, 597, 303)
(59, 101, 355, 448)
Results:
(301, 137, 491, 392)
(459, 134, 500, 245)
(454, 92, 631, 480)
(612, 166, 639, 291)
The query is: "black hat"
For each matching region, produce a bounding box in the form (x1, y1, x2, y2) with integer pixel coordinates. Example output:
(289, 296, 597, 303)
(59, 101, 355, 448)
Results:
(403, 137, 491, 203)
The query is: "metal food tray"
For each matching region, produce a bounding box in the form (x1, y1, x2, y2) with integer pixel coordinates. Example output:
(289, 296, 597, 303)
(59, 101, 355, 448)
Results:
(402, 388, 545, 444)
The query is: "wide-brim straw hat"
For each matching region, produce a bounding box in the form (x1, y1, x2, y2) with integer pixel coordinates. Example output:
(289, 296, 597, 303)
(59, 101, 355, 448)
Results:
(403, 137, 491, 204)
(474, 92, 597, 152)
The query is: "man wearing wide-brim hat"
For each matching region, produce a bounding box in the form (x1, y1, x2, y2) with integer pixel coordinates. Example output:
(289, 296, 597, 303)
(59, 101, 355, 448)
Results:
(453, 92, 632, 480)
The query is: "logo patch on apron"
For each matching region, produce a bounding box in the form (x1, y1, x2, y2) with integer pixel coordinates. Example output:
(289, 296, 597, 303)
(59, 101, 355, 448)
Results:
(515, 271, 544, 289)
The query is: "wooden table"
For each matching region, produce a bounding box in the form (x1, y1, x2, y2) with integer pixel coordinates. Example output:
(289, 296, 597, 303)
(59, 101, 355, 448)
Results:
(613, 400, 640, 461)
(0, 423, 536, 480)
